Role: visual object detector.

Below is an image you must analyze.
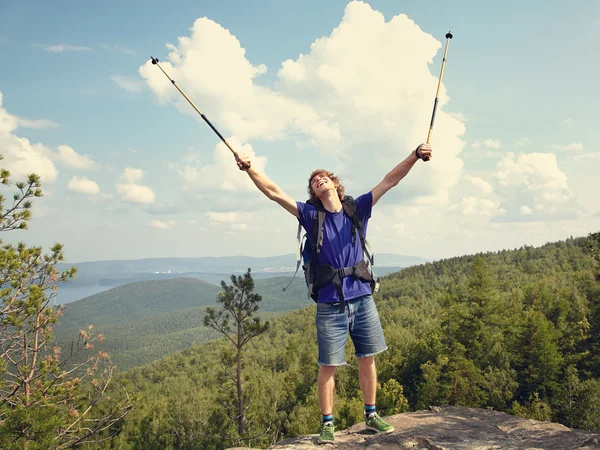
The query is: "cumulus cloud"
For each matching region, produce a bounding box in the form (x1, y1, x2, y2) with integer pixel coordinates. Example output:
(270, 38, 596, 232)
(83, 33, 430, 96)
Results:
(67, 176, 100, 194)
(206, 212, 239, 224)
(55, 145, 96, 169)
(472, 139, 502, 150)
(0, 93, 93, 183)
(43, 44, 93, 53)
(449, 196, 499, 217)
(0, 92, 58, 182)
(464, 176, 494, 195)
(16, 117, 59, 129)
(493, 152, 582, 221)
(547, 143, 583, 151)
(176, 138, 266, 193)
(141, 1, 466, 206)
(571, 152, 600, 161)
(151, 219, 176, 229)
(468, 139, 504, 159)
(520, 205, 533, 216)
(111, 75, 145, 93)
(276, 1, 465, 199)
(115, 167, 156, 204)
(139, 18, 335, 145)
(206, 211, 256, 231)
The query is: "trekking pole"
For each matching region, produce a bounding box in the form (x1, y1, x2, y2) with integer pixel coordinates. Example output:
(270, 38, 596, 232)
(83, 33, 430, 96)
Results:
(150, 57, 250, 170)
(424, 31, 453, 161)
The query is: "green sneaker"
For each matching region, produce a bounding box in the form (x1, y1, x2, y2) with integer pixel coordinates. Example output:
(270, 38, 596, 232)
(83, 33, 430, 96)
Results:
(365, 412, 394, 434)
(317, 421, 335, 444)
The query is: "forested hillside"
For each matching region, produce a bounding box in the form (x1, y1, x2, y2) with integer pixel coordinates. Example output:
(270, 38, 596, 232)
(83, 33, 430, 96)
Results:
(85, 234, 600, 450)
(55, 276, 309, 370)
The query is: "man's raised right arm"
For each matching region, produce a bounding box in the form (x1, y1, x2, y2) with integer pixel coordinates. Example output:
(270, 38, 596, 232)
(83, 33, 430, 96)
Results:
(237, 154, 298, 218)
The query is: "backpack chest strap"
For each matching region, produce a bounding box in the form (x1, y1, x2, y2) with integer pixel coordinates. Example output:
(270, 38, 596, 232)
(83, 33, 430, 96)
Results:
(335, 260, 373, 281)
(312, 260, 373, 313)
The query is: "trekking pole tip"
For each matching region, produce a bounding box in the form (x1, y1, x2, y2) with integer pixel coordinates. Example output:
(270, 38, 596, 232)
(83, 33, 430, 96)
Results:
(445, 31, 453, 39)
(151, 56, 159, 65)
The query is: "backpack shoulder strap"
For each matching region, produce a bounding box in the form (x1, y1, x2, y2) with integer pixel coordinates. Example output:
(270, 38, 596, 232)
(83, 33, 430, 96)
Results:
(314, 209, 326, 254)
(342, 195, 379, 293)
(306, 203, 326, 299)
(342, 196, 361, 245)
(342, 195, 374, 265)
(282, 223, 306, 292)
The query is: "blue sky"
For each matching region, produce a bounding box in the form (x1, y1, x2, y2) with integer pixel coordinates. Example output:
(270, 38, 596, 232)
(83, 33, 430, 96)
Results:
(0, 0, 598, 263)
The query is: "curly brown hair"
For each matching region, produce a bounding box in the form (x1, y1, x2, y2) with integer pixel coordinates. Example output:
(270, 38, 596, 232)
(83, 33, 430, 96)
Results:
(307, 169, 345, 205)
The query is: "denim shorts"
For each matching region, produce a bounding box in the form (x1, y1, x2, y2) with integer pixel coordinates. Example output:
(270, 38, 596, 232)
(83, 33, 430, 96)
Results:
(316, 294, 388, 366)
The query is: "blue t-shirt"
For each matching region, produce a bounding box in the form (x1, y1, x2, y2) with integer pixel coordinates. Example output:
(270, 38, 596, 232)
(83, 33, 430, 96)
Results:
(296, 192, 373, 303)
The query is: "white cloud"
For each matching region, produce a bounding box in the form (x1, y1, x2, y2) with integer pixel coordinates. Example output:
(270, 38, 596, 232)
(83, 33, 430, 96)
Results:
(115, 167, 156, 204)
(0, 92, 58, 182)
(547, 143, 583, 151)
(56, 145, 96, 169)
(111, 75, 145, 93)
(140, 18, 325, 144)
(206, 212, 238, 224)
(449, 196, 499, 216)
(276, 1, 465, 197)
(571, 152, 600, 161)
(43, 44, 93, 53)
(141, 1, 467, 204)
(464, 176, 493, 195)
(120, 167, 144, 183)
(67, 176, 100, 194)
(176, 138, 266, 194)
(151, 219, 176, 229)
(206, 211, 256, 231)
(16, 117, 60, 129)
(515, 138, 531, 147)
(520, 205, 533, 216)
(493, 152, 582, 221)
(472, 139, 502, 150)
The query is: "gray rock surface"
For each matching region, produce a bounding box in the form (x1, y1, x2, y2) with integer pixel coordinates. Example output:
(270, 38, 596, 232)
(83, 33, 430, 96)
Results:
(231, 406, 600, 449)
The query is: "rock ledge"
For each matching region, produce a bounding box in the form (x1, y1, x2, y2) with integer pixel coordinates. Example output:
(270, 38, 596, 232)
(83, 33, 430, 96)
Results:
(231, 406, 600, 449)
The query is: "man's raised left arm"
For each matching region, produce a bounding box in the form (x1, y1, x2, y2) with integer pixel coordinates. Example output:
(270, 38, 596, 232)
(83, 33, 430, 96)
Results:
(371, 143, 432, 207)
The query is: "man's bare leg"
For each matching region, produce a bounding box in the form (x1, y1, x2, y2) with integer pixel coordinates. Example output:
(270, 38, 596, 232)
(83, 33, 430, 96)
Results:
(318, 364, 337, 415)
(358, 356, 376, 404)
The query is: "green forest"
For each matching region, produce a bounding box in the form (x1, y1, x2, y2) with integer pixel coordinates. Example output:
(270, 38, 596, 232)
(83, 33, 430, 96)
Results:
(77, 232, 600, 449)
(54, 276, 309, 370)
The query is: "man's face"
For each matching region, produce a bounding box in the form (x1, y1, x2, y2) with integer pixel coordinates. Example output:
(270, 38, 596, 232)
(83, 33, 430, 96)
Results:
(311, 173, 335, 197)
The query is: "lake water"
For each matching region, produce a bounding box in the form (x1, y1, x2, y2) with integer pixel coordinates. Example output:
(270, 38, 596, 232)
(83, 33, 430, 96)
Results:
(52, 286, 114, 305)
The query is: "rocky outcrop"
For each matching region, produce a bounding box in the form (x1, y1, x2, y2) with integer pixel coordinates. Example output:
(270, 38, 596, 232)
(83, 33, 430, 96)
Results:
(231, 406, 600, 449)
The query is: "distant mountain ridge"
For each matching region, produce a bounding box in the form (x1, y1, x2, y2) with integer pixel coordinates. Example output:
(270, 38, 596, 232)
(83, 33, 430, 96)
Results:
(57, 253, 427, 288)
(61, 253, 426, 272)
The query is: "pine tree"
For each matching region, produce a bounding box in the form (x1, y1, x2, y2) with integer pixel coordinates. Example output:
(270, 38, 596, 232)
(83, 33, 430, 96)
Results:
(204, 268, 269, 442)
(0, 164, 131, 449)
